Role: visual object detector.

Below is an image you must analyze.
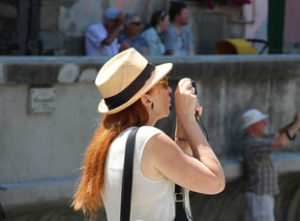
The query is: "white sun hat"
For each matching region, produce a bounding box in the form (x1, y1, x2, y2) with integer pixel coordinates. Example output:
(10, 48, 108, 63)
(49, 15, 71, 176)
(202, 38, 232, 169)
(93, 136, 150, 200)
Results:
(242, 108, 269, 129)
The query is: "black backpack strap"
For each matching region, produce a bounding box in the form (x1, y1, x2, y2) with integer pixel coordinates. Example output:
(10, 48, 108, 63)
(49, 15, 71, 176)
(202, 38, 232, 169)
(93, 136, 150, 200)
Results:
(120, 127, 138, 221)
(174, 184, 189, 221)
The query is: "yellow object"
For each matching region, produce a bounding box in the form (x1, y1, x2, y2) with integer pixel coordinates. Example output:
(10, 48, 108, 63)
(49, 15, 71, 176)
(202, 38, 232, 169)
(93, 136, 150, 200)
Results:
(215, 39, 257, 54)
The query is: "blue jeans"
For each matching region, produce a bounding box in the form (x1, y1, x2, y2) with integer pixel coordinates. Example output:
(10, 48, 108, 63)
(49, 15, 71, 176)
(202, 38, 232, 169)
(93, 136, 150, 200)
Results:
(244, 191, 275, 221)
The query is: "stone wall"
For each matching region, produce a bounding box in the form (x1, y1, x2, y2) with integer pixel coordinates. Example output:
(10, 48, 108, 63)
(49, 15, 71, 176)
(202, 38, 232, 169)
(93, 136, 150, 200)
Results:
(0, 55, 300, 220)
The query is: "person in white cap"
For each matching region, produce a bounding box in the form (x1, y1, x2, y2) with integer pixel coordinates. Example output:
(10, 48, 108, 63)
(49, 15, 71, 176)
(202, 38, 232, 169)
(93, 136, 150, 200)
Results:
(242, 108, 300, 221)
(85, 8, 125, 56)
(72, 48, 225, 221)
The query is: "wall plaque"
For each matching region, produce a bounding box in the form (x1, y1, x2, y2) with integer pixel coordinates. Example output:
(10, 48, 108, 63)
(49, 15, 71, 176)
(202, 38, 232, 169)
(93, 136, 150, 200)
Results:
(28, 88, 56, 113)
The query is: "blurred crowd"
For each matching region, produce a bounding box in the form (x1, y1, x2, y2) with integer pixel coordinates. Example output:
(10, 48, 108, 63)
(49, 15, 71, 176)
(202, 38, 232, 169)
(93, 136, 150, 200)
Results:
(85, 1, 195, 57)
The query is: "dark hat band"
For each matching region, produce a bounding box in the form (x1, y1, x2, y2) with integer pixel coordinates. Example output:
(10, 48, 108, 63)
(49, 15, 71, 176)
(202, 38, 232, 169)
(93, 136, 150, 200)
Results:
(104, 63, 155, 110)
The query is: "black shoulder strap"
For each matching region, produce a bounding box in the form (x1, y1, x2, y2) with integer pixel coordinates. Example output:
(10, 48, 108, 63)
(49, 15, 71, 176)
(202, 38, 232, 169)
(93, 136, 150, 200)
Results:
(120, 127, 138, 221)
(174, 184, 189, 221)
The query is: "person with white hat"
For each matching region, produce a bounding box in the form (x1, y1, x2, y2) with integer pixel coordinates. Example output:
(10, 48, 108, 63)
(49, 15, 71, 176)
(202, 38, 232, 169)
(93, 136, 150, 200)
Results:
(72, 48, 225, 220)
(241, 108, 300, 221)
(85, 8, 125, 56)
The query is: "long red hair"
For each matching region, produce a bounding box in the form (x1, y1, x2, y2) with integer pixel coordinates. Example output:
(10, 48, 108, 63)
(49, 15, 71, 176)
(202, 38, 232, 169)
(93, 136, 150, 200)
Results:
(72, 99, 149, 219)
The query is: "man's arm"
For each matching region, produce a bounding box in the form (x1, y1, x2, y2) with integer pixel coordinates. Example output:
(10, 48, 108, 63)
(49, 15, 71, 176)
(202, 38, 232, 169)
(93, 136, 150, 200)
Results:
(102, 12, 124, 45)
(272, 112, 300, 149)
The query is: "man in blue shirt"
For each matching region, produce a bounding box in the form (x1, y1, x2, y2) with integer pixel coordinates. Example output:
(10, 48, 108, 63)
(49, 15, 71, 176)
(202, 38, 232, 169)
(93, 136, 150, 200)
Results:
(162, 2, 194, 56)
(85, 8, 124, 56)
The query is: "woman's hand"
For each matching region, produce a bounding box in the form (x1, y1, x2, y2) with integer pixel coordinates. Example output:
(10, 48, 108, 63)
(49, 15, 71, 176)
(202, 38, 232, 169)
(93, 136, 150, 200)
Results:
(174, 78, 198, 122)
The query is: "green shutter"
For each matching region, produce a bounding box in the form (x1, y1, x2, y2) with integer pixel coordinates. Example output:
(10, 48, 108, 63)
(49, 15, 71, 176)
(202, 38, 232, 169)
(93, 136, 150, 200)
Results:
(268, 0, 286, 54)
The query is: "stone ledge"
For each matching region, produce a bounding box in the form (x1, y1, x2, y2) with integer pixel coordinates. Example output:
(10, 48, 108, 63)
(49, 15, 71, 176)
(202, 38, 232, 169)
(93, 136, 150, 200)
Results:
(0, 176, 77, 211)
(222, 152, 300, 182)
(1, 55, 300, 84)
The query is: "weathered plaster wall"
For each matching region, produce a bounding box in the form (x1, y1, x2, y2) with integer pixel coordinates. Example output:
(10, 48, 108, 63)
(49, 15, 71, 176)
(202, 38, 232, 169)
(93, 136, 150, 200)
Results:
(243, 0, 267, 39)
(284, 0, 300, 42)
(283, 0, 300, 54)
(186, 2, 244, 54)
(243, 0, 268, 54)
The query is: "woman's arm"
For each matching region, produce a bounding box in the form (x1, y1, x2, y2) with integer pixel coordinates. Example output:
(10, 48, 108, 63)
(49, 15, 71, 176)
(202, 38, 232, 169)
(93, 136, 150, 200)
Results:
(142, 132, 225, 194)
(175, 78, 224, 192)
(175, 118, 193, 156)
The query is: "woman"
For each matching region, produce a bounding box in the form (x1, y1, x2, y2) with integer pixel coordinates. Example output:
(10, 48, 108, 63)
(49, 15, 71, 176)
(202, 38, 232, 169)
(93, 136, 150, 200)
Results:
(142, 10, 169, 56)
(72, 48, 225, 220)
(118, 13, 149, 56)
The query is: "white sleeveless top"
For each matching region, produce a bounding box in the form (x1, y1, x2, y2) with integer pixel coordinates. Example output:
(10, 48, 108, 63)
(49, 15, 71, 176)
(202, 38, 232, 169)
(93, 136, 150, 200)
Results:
(101, 126, 192, 221)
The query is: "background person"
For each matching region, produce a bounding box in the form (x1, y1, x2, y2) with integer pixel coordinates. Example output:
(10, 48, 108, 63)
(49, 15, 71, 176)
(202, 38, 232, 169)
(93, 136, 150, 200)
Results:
(241, 108, 300, 221)
(141, 10, 169, 56)
(72, 48, 225, 220)
(85, 8, 124, 56)
(162, 1, 194, 56)
(118, 13, 149, 56)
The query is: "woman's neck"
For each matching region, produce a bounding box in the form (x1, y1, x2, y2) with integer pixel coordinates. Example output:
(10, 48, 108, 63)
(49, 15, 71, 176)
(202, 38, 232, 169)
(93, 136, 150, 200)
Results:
(146, 112, 160, 126)
(146, 118, 156, 126)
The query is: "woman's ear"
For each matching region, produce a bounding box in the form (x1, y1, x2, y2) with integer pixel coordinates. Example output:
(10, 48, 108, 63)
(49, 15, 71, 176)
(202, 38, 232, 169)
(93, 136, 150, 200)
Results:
(140, 94, 152, 109)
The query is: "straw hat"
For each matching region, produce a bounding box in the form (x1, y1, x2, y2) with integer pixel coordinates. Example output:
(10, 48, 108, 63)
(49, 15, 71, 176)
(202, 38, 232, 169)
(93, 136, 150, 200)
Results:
(95, 48, 173, 114)
(242, 108, 269, 129)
